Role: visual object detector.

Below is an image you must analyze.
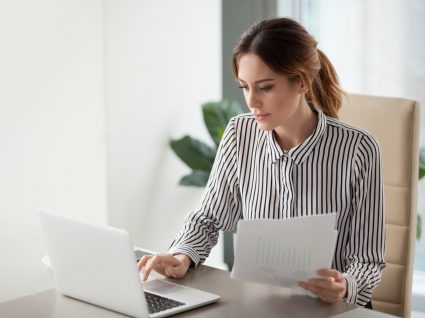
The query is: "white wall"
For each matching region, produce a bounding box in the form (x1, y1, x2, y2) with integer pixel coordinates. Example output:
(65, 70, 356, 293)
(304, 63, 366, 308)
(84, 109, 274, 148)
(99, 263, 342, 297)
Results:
(0, 0, 224, 303)
(104, 0, 225, 266)
(0, 0, 107, 302)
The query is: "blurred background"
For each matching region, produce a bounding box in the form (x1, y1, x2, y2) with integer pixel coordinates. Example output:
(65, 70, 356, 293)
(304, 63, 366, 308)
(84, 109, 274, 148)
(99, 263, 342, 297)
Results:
(0, 0, 424, 315)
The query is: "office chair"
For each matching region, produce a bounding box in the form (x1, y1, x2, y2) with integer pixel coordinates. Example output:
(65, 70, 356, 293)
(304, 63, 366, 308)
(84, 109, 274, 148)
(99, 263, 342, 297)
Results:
(339, 93, 420, 317)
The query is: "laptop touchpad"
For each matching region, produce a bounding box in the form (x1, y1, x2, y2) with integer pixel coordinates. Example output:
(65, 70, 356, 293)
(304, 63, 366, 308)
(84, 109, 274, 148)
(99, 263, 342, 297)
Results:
(143, 279, 186, 295)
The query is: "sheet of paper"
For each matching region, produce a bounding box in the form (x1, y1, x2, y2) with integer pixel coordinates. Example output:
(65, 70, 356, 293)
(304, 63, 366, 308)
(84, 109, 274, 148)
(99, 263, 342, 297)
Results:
(231, 213, 338, 288)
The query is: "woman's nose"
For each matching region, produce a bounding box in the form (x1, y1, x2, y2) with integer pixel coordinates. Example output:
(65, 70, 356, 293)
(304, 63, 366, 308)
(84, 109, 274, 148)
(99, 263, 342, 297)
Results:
(246, 91, 260, 109)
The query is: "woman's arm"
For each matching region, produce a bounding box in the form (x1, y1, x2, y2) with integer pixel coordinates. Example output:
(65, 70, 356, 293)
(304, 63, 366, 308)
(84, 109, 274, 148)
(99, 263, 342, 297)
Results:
(342, 134, 386, 305)
(299, 133, 386, 306)
(168, 118, 242, 268)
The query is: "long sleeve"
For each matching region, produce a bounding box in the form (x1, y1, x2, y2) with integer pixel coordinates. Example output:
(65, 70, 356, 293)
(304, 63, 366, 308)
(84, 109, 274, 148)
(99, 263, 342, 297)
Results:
(343, 134, 386, 306)
(169, 119, 242, 266)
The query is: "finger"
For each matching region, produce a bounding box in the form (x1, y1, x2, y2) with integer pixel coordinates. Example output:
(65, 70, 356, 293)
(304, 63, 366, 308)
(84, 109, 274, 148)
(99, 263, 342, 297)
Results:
(316, 268, 344, 281)
(302, 279, 346, 303)
(302, 284, 339, 303)
(306, 278, 344, 291)
(298, 281, 307, 289)
(142, 255, 163, 281)
(142, 255, 182, 281)
(137, 255, 153, 271)
(300, 283, 323, 297)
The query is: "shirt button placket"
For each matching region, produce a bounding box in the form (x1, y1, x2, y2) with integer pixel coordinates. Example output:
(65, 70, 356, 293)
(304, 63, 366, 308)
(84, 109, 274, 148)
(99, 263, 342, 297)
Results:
(280, 155, 292, 219)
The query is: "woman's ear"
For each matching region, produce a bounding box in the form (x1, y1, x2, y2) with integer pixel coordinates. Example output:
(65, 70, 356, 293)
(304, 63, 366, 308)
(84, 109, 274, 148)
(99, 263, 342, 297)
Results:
(291, 76, 308, 93)
(298, 78, 309, 93)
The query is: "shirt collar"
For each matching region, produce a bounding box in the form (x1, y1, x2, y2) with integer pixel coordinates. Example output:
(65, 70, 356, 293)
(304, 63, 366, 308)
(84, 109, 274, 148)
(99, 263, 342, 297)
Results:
(266, 106, 327, 164)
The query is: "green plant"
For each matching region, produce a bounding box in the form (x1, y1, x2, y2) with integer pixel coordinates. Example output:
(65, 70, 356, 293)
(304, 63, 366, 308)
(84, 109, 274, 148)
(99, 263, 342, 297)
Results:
(170, 100, 245, 187)
(420, 147, 425, 179)
(418, 147, 425, 240)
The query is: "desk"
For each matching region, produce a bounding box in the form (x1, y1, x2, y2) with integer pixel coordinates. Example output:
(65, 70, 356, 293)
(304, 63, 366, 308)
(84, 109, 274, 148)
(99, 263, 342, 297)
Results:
(0, 265, 357, 318)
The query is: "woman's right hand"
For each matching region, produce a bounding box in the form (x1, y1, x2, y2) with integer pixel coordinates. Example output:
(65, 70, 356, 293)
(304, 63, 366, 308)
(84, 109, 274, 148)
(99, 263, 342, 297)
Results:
(137, 253, 191, 281)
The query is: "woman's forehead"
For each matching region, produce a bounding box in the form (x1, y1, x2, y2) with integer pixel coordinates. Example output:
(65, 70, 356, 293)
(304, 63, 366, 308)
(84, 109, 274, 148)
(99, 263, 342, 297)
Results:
(237, 53, 277, 82)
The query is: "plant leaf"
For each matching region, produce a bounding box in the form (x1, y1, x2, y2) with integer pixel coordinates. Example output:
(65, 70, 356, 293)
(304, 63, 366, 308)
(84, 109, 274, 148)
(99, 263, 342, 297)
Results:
(419, 147, 425, 180)
(170, 136, 216, 171)
(179, 170, 210, 187)
(203, 100, 246, 147)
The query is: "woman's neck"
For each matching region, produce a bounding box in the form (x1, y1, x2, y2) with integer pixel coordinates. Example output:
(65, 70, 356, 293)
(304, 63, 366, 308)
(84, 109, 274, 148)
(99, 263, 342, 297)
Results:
(274, 100, 318, 152)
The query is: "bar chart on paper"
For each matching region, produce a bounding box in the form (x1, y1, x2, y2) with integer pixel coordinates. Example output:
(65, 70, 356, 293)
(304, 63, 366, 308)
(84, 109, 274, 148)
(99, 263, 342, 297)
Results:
(255, 237, 312, 269)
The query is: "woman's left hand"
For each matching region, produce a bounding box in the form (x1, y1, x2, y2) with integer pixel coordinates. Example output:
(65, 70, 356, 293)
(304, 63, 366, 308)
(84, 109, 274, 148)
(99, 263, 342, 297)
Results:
(298, 268, 347, 303)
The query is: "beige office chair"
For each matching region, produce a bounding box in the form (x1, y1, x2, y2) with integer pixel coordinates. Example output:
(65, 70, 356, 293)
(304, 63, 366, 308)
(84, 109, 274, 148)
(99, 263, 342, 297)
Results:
(339, 93, 420, 318)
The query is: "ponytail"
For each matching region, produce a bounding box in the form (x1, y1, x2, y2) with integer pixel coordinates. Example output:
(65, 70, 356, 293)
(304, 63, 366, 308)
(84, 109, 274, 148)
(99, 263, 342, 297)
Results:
(307, 49, 344, 119)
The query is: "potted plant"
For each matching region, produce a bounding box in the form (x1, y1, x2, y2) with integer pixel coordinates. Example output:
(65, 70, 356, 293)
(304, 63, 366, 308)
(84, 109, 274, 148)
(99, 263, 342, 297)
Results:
(170, 100, 245, 186)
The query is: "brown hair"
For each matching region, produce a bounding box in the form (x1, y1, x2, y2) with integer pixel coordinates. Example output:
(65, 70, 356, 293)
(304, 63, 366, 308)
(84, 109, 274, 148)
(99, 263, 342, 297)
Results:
(232, 17, 343, 118)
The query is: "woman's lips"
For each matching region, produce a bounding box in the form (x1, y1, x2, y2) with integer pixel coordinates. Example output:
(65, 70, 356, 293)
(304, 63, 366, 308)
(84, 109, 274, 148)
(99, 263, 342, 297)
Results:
(254, 113, 270, 121)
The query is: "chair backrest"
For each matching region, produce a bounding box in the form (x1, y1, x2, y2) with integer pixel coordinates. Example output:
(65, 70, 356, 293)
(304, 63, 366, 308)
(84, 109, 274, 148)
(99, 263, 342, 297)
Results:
(339, 93, 420, 317)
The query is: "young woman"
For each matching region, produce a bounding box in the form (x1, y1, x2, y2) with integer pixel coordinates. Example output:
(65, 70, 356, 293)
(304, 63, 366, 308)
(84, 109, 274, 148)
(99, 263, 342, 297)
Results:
(138, 17, 385, 308)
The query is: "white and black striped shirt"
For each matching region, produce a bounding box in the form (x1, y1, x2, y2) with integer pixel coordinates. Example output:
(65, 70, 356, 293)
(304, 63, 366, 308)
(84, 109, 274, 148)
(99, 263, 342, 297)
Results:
(169, 107, 386, 306)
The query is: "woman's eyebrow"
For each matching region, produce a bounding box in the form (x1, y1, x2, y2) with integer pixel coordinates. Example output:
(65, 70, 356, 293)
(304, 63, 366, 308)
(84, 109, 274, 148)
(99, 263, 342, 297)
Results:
(238, 78, 275, 84)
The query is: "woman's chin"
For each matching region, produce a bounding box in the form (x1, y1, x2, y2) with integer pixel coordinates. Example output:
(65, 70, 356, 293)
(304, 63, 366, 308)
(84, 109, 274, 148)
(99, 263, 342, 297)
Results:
(256, 121, 274, 131)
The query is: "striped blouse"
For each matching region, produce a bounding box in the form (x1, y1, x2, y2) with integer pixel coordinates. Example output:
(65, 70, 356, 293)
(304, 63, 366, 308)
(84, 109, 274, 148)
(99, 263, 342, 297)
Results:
(169, 107, 386, 306)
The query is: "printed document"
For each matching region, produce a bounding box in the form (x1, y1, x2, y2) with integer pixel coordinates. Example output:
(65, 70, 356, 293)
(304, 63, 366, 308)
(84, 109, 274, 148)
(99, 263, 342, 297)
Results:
(231, 213, 338, 288)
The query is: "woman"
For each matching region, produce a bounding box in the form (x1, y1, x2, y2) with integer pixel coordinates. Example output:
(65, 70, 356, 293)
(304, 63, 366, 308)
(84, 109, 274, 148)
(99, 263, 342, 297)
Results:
(138, 17, 385, 308)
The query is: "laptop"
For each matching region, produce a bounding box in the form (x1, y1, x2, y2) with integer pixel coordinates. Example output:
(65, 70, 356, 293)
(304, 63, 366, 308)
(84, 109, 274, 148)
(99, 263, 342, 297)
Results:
(38, 209, 220, 318)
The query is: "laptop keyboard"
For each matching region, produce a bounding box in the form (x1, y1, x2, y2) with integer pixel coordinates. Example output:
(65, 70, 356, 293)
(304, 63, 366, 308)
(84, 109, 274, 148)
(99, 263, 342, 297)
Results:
(144, 291, 185, 314)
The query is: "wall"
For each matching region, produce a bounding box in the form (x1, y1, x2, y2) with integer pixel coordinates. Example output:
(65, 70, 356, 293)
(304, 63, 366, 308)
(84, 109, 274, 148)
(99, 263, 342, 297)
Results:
(104, 0, 225, 266)
(0, 0, 107, 302)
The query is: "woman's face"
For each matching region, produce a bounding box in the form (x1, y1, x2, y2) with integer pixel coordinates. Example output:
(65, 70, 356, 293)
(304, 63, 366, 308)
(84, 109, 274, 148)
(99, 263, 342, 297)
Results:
(237, 53, 305, 131)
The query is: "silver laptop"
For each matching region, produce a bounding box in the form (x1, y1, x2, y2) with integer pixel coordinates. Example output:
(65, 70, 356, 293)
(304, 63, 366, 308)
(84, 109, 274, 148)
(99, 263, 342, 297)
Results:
(38, 209, 220, 318)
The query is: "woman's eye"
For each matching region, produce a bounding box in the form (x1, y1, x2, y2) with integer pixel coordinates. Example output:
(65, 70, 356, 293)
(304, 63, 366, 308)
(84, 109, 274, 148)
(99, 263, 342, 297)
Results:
(238, 85, 248, 90)
(259, 85, 273, 92)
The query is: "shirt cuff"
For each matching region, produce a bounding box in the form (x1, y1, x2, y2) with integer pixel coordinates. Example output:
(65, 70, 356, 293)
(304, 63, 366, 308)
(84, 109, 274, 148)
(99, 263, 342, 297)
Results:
(168, 245, 201, 269)
(342, 272, 358, 304)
